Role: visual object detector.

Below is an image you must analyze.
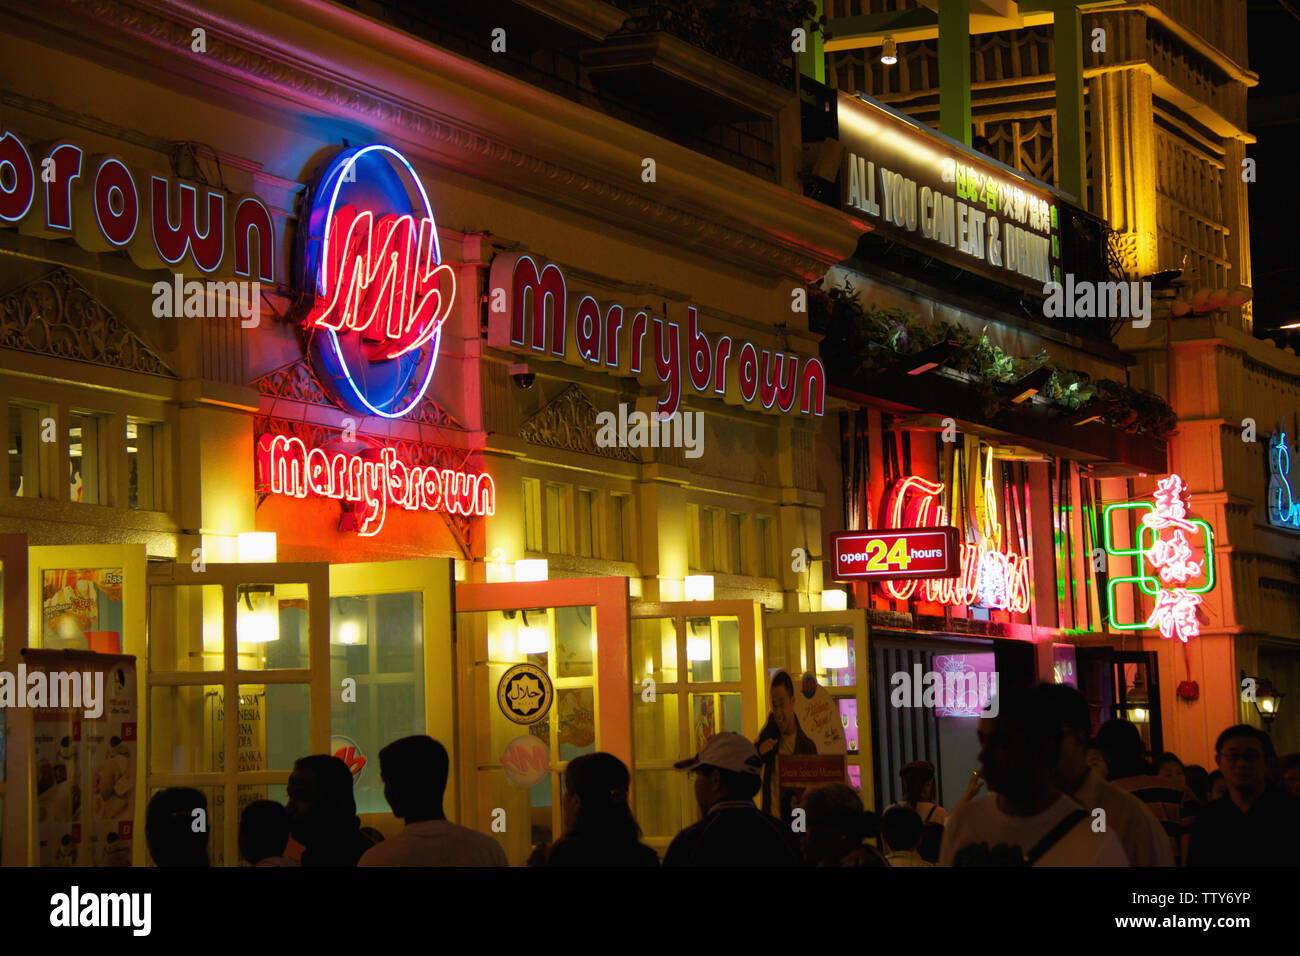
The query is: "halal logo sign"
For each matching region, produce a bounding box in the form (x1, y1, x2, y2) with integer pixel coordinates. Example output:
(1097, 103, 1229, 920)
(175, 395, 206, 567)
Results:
(297, 145, 455, 418)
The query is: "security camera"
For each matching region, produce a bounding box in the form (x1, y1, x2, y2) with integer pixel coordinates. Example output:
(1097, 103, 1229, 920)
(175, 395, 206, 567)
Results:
(508, 362, 535, 389)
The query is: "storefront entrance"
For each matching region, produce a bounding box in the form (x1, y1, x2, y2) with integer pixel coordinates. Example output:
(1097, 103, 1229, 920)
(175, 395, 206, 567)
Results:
(453, 577, 630, 866)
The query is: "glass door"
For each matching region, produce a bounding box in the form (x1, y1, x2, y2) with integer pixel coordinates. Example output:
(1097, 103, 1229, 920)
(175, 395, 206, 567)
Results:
(1114, 651, 1163, 755)
(145, 559, 329, 865)
(455, 577, 630, 866)
(765, 610, 871, 805)
(630, 600, 762, 853)
(328, 559, 454, 833)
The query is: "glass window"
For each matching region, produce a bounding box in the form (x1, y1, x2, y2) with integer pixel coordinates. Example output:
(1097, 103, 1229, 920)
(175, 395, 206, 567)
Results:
(576, 488, 597, 558)
(149, 583, 223, 672)
(127, 419, 158, 511)
(729, 513, 744, 574)
(69, 412, 104, 504)
(756, 516, 773, 578)
(545, 482, 570, 555)
(631, 617, 678, 685)
(251, 683, 309, 773)
(8, 403, 42, 498)
(699, 508, 716, 572)
(635, 770, 682, 846)
(765, 626, 806, 677)
(686, 503, 700, 570)
(687, 616, 740, 683)
(238, 583, 310, 670)
(522, 478, 541, 552)
(815, 627, 856, 688)
(554, 605, 593, 679)
(610, 492, 632, 561)
(329, 591, 424, 814)
(150, 684, 225, 775)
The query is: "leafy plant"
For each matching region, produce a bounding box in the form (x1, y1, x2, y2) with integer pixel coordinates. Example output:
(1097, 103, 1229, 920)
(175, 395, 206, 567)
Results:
(812, 280, 1178, 439)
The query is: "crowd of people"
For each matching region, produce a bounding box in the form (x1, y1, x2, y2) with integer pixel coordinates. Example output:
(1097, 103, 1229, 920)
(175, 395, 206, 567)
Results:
(143, 681, 1300, 867)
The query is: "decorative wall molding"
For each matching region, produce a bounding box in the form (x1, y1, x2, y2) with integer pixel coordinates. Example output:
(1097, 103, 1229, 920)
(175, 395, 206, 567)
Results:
(251, 361, 465, 430)
(519, 384, 638, 462)
(0, 267, 175, 377)
(43, 0, 851, 282)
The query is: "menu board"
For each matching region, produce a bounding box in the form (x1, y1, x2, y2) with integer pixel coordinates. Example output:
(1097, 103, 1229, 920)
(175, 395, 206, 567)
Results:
(27, 649, 137, 866)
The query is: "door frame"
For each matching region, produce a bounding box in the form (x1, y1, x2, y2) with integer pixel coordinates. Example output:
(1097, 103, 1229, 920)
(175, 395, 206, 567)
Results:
(0, 534, 28, 866)
(146, 559, 330, 865)
(453, 575, 630, 850)
(765, 608, 872, 807)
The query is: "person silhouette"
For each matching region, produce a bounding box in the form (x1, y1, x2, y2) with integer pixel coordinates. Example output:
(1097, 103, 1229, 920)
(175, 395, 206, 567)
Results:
(145, 787, 209, 867)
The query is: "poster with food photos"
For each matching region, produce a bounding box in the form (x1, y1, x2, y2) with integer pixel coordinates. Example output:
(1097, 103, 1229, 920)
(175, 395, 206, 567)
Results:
(28, 650, 137, 867)
(41, 569, 124, 650)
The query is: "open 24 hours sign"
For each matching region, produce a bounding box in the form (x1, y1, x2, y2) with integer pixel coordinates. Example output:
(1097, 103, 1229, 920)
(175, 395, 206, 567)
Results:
(830, 528, 962, 582)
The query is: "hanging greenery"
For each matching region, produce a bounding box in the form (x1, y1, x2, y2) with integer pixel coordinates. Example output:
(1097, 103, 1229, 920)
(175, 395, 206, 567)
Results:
(811, 281, 1178, 440)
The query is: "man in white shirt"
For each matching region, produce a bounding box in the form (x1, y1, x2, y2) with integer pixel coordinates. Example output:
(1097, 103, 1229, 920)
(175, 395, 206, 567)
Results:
(1040, 683, 1174, 866)
(939, 685, 1129, 867)
(359, 735, 508, 867)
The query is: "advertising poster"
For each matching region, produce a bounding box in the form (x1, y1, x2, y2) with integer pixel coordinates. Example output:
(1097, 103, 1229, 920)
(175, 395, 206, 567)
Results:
(778, 753, 848, 822)
(207, 688, 269, 830)
(795, 673, 847, 755)
(26, 649, 137, 867)
(41, 568, 124, 651)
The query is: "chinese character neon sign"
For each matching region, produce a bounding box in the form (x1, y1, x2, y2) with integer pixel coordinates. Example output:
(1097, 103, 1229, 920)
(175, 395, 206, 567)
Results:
(1103, 474, 1215, 643)
(257, 434, 494, 537)
(297, 144, 454, 418)
(876, 475, 1031, 613)
(1269, 432, 1300, 531)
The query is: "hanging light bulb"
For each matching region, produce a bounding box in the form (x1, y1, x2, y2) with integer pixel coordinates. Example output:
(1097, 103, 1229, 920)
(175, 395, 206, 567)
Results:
(821, 633, 849, 670)
(881, 36, 898, 65)
(237, 585, 279, 644)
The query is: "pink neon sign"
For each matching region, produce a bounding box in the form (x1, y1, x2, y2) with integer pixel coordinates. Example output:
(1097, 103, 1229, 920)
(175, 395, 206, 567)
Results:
(257, 434, 494, 537)
(876, 475, 1031, 614)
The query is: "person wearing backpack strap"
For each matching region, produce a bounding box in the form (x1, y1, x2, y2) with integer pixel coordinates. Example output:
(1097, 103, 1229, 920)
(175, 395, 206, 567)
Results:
(940, 685, 1130, 867)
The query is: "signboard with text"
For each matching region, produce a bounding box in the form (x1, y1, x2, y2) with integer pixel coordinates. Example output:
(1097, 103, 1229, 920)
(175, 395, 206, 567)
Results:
(830, 527, 961, 582)
(837, 92, 1062, 296)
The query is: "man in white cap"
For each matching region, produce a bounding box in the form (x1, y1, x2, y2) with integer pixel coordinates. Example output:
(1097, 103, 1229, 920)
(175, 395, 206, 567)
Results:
(663, 732, 800, 866)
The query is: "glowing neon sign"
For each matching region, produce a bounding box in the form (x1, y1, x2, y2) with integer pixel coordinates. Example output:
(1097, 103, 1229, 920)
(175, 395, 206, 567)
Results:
(1103, 474, 1215, 643)
(1269, 432, 1300, 530)
(298, 145, 454, 418)
(257, 434, 494, 537)
(875, 475, 1031, 613)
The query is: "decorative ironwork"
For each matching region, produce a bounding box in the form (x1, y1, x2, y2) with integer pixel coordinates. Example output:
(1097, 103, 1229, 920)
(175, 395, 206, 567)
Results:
(519, 385, 639, 462)
(0, 268, 174, 377)
(610, 1, 800, 88)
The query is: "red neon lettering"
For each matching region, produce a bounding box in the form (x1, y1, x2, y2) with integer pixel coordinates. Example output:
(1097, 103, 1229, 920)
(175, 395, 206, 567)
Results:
(256, 434, 494, 537)
(879, 475, 1031, 614)
(151, 177, 225, 272)
(687, 306, 712, 392)
(0, 131, 34, 223)
(43, 144, 82, 230)
(233, 196, 275, 282)
(309, 206, 454, 360)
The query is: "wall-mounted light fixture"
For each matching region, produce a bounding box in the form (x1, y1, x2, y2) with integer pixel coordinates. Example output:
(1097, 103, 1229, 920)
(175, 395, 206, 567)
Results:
(237, 532, 277, 563)
(685, 575, 714, 601)
(237, 584, 279, 644)
(517, 608, 549, 655)
(515, 558, 548, 582)
(820, 589, 847, 612)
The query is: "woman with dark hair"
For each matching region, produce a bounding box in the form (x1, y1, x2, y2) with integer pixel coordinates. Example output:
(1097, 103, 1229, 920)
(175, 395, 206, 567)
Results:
(894, 760, 948, 825)
(1206, 770, 1228, 802)
(146, 787, 210, 867)
(534, 752, 658, 867)
(756, 669, 817, 817)
(801, 783, 887, 867)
